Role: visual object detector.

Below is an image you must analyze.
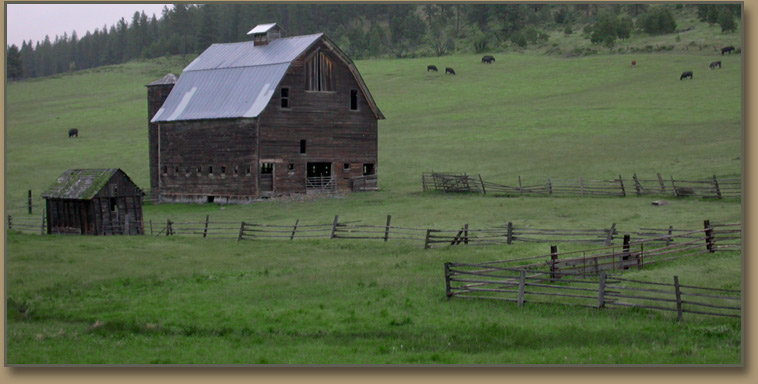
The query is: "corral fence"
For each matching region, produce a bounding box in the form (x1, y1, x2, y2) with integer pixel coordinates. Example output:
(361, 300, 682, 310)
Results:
(422, 172, 741, 199)
(444, 266, 740, 321)
(445, 222, 742, 321)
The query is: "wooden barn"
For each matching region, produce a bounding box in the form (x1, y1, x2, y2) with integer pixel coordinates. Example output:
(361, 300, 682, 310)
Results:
(147, 23, 384, 203)
(42, 169, 144, 235)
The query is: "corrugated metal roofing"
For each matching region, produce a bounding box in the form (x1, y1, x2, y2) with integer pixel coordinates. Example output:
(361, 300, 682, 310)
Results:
(152, 34, 322, 122)
(42, 169, 143, 200)
(147, 73, 177, 86)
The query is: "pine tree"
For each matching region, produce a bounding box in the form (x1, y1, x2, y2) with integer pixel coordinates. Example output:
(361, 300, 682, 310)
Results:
(6, 44, 23, 79)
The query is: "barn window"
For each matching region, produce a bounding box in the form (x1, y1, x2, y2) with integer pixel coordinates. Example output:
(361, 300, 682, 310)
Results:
(280, 87, 290, 109)
(300, 140, 306, 154)
(208, 166, 214, 175)
(234, 165, 239, 176)
(261, 163, 273, 174)
(246, 165, 252, 175)
(221, 166, 226, 175)
(363, 163, 375, 176)
(174, 166, 179, 175)
(305, 51, 335, 92)
(344, 163, 351, 171)
(109, 197, 118, 212)
(197, 166, 202, 175)
(288, 163, 294, 171)
(350, 90, 358, 110)
(162, 165, 168, 176)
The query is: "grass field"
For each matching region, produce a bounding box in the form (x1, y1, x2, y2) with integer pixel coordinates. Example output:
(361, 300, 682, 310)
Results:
(4, 25, 743, 364)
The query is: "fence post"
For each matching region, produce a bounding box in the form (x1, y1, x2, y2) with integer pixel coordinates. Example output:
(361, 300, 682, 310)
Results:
(330, 215, 339, 239)
(618, 175, 626, 197)
(7, 215, 12, 231)
(713, 175, 722, 199)
(237, 221, 246, 242)
(464, 224, 469, 245)
(518, 176, 523, 196)
(550, 245, 559, 280)
(580, 176, 584, 197)
(444, 263, 453, 299)
(674, 276, 683, 322)
(670, 176, 679, 197)
(597, 272, 607, 309)
(633, 173, 642, 196)
(621, 234, 631, 270)
(518, 270, 526, 306)
(40, 209, 46, 235)
(203, 215, 210, 238)
(166, 219, 172, 236)
(657, 173, 666, 192)
(291, 219, 299, 240)
(604, 223, 616, 246)
(422, 174, 427, 192)
(424, 229, 433, 249)
(547, 178, 553, 195)
(666, 226, 673, 246)
(704, 220, 715, 253)
(506, 221, 513, 245)
(150, 220, 153, 236)
(28, 190, 33, 215)
(384, 215, 391, 242)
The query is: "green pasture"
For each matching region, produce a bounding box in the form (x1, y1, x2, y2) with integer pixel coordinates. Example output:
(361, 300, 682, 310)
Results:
(4, 38, 742, 363)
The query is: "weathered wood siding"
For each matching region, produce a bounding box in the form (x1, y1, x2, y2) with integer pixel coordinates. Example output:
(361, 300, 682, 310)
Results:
(148, 83, 175, 201)
(156, 118, 259, 201)
(259, 41, 378, 194)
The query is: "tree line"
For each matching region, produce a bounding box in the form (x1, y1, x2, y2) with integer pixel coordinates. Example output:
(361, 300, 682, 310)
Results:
(6, 3, 740, 81)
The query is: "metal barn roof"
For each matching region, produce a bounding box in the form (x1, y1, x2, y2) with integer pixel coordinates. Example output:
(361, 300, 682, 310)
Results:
(42, 169, 143, 200)
(147, 73, 178, 86)
(151, 34, 322, 123)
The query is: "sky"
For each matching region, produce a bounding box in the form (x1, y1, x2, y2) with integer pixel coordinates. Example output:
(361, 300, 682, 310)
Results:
(5, 3, 172, 47)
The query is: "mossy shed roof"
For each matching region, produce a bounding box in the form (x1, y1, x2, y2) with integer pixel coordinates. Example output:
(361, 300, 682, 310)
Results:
(42, 169, 142, 200)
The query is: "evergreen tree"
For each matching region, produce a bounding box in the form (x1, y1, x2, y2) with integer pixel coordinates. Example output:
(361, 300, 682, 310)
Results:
(6, 44, 23, 79)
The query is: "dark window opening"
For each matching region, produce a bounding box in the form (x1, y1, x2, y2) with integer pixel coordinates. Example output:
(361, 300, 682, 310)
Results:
(207, 196, 215, 203)
(246, 165, 252, 175)
(174, 166, 179, 175)
(208, 166, 213, 175)
(281, 87, 290, 109)
(197, 166, 202, 174)
(261, 163, 274, 174)
(234, 165, 239, 176)
(300, 140, 306, 154)
(221, 166, 226, 175)
(344, 163, 351, 171)
(307, 162, 332, 178)
(288, 164, 294, 170)
(350, 90, 358, 110)
(363, 163, 375, 176)
(109, 197, 118, 212)
(162, 165, 167, 175)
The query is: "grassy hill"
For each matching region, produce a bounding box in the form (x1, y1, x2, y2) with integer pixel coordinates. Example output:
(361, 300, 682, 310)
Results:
(3, 17, 743, 364)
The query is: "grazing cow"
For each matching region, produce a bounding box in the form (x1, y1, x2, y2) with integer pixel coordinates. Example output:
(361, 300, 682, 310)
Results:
(721, 46, 735, 55)
(680, 71, 693, 80)
(631, 60, 637, 68)
(445, 67, 456, 75)
(709, 61, 722, 70)
(68, 128, 79, 138)
(481, 55, 495, 64)
(427, 65, 438, 72)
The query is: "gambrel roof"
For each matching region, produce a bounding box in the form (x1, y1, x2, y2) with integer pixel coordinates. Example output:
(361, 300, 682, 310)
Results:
(42, 169, 143, 200)
(151, 33, 384, 123)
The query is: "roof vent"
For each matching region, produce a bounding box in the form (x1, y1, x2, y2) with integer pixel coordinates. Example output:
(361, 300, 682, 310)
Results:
(247, 23, 285, 46)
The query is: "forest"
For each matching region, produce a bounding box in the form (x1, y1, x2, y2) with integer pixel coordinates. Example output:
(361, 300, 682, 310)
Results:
(5, 3, 741, 80)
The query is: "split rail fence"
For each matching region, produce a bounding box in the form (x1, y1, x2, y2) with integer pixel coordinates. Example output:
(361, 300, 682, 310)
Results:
(422, 172, 741, 199)
(444, 222, 741, 320)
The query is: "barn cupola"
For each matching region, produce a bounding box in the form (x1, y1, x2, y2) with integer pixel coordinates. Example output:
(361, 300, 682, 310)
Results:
(247, 23, 285, 46)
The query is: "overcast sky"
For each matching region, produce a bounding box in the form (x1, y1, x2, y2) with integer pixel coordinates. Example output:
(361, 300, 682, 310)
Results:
(5, 3, 172, 47)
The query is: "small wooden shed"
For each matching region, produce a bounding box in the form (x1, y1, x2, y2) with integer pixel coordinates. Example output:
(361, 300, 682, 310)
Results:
(42, 169, 144, 235)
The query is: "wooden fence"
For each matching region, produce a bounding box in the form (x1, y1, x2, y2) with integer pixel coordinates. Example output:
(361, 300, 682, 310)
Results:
(444, 265, 741, 321)
(423, 172, 741, 199)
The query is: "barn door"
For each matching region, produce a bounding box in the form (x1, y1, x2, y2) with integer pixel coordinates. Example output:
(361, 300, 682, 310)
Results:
(260, 163, 274, 192)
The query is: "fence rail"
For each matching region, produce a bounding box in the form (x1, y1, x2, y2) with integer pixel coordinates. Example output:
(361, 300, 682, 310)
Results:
(423, 172, 741, 200)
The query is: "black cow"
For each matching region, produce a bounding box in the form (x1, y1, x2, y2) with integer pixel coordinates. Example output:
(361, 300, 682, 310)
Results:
(481, 55, 495, 64)
(680, 71, 693, 80)
(68, 128, 79, 138)
(709, 61, 722, 70)
(721, 46, 735, 55)
(427, 65, 438, 72)
(445, 67, 456, 75)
